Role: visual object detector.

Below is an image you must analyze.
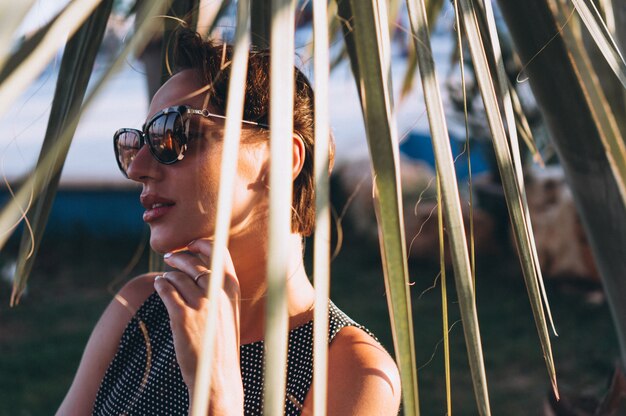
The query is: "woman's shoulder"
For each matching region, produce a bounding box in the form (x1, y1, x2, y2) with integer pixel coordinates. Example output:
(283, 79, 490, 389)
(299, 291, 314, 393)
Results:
(80, 272, 160, 352)
(114, 273, 160, 316)
(329, 325, 399, 380)
(85, 273, 158, 339)
(56, 273, 159, 415)
(326, 325, 401, 414)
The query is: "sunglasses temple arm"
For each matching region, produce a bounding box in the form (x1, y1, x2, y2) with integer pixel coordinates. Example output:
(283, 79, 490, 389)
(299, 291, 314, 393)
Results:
(189, 108, 269, 129)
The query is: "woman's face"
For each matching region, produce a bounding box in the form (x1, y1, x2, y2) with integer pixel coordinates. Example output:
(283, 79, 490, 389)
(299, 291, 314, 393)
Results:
(127, 69, 270, 253)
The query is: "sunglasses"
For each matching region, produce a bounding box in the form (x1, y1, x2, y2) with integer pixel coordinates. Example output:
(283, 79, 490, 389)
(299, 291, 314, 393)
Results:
(113, 105, 268, 177)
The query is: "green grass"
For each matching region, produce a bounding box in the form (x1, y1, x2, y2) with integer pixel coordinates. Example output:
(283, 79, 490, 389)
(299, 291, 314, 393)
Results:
(0, 231, 619, 415)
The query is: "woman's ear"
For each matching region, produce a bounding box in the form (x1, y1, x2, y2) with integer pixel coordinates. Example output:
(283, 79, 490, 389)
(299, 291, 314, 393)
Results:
(292, 133, 306, 180)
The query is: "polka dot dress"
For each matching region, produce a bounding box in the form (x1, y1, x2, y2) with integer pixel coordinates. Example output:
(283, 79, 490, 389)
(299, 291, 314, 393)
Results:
(92, 292, 374, 415)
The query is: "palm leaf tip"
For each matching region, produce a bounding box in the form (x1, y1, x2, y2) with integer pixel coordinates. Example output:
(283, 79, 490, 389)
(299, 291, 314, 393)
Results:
(552, 377, 560, 401)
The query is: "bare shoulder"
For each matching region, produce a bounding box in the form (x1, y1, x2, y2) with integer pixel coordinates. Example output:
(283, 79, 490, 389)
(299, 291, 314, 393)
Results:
(326, 326, 401, 415)
(56, 273, 158, 415)
(114, 272, 160, 315)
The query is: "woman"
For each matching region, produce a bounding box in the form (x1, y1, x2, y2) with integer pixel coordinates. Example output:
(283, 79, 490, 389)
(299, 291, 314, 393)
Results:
(57, 28, 400, 415)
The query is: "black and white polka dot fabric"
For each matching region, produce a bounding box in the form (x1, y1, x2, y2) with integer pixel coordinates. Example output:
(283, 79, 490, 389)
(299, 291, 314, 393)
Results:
(93, 292, 374, 415)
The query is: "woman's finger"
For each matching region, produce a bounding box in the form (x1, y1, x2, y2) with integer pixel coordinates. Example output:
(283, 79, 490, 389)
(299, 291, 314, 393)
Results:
(162, 271, 205, 306)
(190, 269, 212, 289)
(164, 251, 211, 291)
(186, 238, 213, 259)
(187, 239, 238, 280)
(154, 275, 188, 321)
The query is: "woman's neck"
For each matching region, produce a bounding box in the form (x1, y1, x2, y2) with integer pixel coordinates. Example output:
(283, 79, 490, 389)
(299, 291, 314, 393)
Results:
(229, 232, 315, 345)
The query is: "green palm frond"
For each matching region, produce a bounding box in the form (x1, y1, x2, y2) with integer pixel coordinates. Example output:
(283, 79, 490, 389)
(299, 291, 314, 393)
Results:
(251, 0, 272, 48)
(10, 0, 114, 307)
(312, 0, 332, 414)
(0, 1, 37, 71)
(204, 0, 235, 37)
(337, 0, 419, 414)
(161, 1, 201, 84)
(508, 81, 543, 167)
(457, 0, 558, 399)
(571, 0, 626, 89)
(399, 0, 444, 100)
(560, 1, 626, 208)
(0, 0, 173, 302)
(406, 0, 491, 413)
(190, 0, 251, 414)
(436, 174, 452, 415)
(263, 0, 297, 415)
(0, 0, 107, 119)
(479, 0, 558, 337)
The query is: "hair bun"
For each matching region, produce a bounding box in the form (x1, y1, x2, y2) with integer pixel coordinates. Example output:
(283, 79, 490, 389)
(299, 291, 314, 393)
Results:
(172, 27, 214, 71)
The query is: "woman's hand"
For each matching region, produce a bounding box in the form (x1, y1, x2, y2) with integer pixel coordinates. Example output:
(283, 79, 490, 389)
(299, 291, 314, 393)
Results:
(154, 239, 243, 413)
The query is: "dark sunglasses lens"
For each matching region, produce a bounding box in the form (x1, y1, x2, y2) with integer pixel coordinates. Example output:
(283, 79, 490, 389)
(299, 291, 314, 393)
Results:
(146, 112, 186, 163)
(114, 129, 142, 175)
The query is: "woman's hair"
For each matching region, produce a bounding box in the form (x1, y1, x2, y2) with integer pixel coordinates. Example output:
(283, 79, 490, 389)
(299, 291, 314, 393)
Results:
(171, 27, 333, 237)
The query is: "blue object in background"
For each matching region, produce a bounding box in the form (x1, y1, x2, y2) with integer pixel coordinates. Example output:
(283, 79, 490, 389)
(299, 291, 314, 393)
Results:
(399, 131, 491, 179)
(0, 187, 145, 239)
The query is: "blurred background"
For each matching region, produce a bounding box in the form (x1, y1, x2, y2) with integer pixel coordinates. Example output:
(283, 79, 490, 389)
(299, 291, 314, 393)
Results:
(0, 1, 622, 415)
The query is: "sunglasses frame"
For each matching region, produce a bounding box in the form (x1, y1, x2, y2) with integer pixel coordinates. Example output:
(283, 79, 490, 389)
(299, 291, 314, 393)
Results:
(113, 105, 269, 177)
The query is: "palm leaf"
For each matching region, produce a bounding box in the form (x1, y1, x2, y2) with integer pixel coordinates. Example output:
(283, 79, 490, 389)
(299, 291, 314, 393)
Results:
(0, 5, 67, 85)
(400, 36, 419, 101)
(457, 0, 559, 398)
(263, 0, 297, 415)
(336, 0, 419, 414)
(571, 0, 626, 89)
(146, 0, 202, 274)
(0, 0, 173, 298)
(556, 1, 626, 224)
(477, 0, 558, 336)
(436, 174, 452, 415)
(388, 0, 402, 30)
(251, 0, 272, 48)
(0, 1, 37, 71)
(327, 0, 348, 71)
(399, 0, 445, 100)
(167, 0, 200, 28)
(0, 0, 107, 119)
(451, 0, 476, 283)
(204, 0, 235, 37)
(498, 0, 626, 378)
(312, 0, 332, 414)
(10, 0, 114, 307)
(508, 81, 544, 167)
(189, 0, 251, 414)
(161, 0, 200, 85)
(406, 0, 491, 413)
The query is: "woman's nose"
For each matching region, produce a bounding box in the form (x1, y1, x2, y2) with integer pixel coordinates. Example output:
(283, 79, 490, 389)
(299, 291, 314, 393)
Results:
(126, 145, 163, 182)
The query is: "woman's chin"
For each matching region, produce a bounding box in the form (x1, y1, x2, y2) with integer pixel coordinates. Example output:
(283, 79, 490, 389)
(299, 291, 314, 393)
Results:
(149, 233, 189, 255)
(149, 227, 213, 254)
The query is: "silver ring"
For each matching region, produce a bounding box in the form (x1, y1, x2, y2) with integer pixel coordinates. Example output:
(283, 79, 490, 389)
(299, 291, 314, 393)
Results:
(193, 269, 211, 284)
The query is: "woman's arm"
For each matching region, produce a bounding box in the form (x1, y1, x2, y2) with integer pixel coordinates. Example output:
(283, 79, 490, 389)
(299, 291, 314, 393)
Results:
(56, 274, 158, 416)
(302, 326, 402, 415)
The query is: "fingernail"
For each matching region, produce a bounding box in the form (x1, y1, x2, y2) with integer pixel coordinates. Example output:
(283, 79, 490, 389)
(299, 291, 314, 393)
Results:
(163, 252, 173, 259)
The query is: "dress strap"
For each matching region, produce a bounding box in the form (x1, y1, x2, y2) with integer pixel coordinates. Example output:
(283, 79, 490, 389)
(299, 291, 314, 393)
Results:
(327, 301, 379, 344)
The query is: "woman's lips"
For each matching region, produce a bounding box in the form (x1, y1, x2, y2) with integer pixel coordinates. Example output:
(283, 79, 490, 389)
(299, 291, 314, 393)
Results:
(140, 194, 176, 223)
(143, 202, 175, 222)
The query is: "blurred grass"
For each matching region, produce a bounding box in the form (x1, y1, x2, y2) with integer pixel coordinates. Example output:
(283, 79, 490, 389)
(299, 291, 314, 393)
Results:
(0, 229, 619, 415)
